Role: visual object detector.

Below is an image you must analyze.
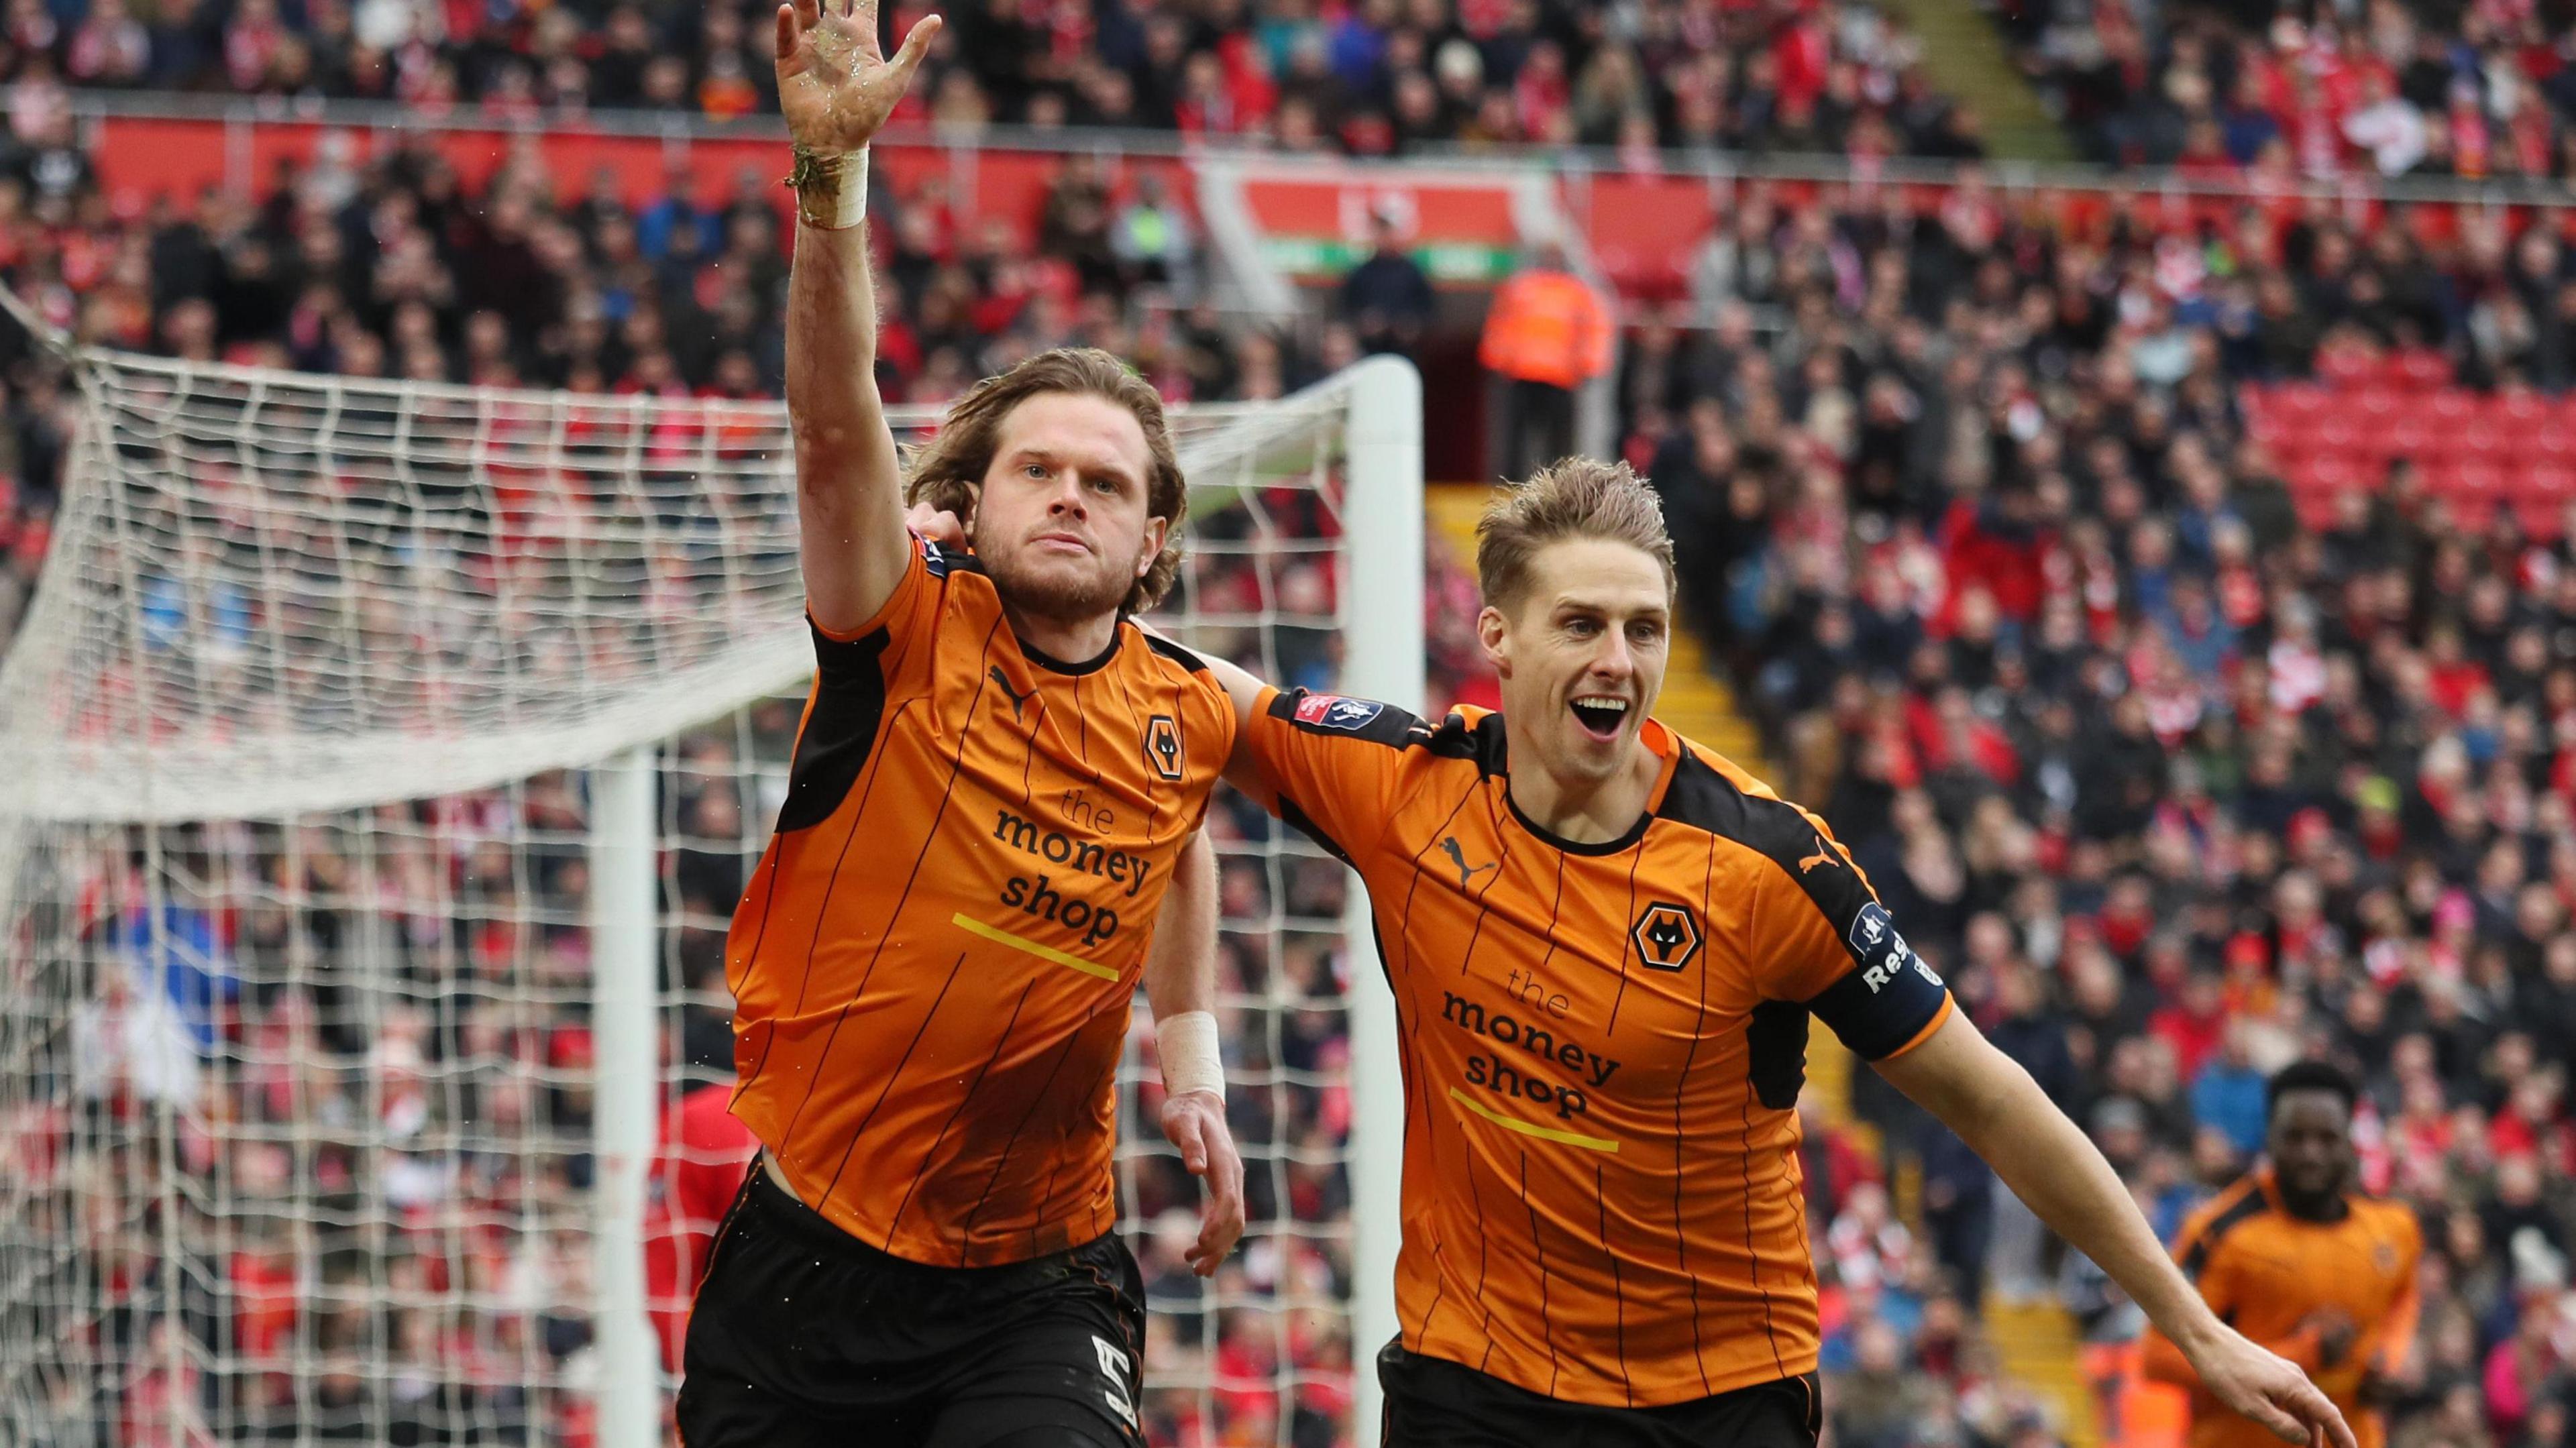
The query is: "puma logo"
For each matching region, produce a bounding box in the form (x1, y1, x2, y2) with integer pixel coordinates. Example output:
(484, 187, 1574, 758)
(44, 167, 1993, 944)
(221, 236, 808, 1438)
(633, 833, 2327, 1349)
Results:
(1439, 836, 1498, 890)
(1799, 838, 1837, 874)
(990, 665, 1038, 720)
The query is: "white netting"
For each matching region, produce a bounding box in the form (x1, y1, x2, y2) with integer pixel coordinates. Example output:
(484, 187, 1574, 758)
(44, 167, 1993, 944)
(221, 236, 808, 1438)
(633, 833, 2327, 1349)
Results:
(0, 333, 1415, 1448)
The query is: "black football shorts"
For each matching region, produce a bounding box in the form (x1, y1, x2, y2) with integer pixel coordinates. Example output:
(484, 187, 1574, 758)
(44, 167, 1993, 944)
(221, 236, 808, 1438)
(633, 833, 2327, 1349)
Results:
(1378, 1340, 1821, 1448)
(677, 1162, 1148, 1448)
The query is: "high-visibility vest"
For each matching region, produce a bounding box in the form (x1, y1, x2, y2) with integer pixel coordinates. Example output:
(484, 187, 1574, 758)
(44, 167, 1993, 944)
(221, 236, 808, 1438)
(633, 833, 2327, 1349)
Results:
(1478, 268, 1613, 390)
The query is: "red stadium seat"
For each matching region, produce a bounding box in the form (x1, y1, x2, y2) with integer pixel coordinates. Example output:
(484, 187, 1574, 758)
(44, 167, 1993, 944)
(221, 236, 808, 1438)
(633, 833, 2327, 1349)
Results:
(2383, 415, 2436, 460)
(2316, 348, 2383, 389)
(2265, 383, 2332, 429)
(2530, 427, 2576, 469)
(2269, 410, 2332, 449)
(2419, 390, 2479, 434)
(2516, 466, 2576, 509)
(2389, 349, 2454, 391)
(2490, 390, 2555, 433)
(2292, 453, 2370, 498)
(2452, 421, 2514, 463)
(2440, 460, 2509, 512)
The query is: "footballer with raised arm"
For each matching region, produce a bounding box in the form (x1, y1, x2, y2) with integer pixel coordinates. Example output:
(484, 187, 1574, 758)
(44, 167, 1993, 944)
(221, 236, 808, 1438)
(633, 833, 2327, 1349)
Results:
(676, 5, 1243, 1445)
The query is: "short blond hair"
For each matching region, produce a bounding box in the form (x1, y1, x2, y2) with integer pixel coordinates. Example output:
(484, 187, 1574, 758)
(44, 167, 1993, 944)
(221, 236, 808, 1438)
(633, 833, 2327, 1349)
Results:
(904, 347, 1187, 615)
(1473, 457, 1677, 614)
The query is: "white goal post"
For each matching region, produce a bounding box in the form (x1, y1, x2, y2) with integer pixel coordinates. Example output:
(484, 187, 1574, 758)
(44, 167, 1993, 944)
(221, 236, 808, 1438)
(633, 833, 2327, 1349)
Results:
(0, 311, 1419, 1448)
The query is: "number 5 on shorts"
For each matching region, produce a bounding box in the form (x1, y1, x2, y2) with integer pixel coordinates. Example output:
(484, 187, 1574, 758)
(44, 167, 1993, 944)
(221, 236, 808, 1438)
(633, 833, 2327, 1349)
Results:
(1090, 1335, 1138, 1431)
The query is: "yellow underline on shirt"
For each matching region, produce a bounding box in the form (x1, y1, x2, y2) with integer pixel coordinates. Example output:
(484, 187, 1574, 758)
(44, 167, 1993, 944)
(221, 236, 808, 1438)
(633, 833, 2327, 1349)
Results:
(951, 913, 1120, 981)
(1448, 1087, 1620, 1153)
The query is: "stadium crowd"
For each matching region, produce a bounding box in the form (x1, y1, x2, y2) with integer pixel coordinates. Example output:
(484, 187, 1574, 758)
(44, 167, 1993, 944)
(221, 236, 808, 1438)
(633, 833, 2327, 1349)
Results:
(0, 0, 1981, 161)
(2014, 0, 2576, 179)
(1625, 172, 2576, 1448)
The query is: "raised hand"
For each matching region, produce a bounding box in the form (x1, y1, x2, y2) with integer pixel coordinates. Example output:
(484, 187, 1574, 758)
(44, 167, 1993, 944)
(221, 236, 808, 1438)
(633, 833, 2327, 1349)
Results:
(2189, 1326, 2360, 1448)
(773, 0, 940, 153)
(905, 500, 969, 548)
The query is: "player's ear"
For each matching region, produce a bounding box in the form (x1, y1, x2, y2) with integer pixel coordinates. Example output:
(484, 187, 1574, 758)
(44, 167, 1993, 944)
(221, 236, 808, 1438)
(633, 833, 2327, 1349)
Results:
(1136, 514, 1169, 578)
(1477, 604, 1511, 675)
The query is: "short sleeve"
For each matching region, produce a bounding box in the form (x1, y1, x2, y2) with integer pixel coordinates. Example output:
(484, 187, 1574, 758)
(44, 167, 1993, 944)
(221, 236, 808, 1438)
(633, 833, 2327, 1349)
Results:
(1244, 686, 1422, 866)
(778, 537, 962, 834)
(809, 533, 957, 687)
(1748, 815, 1952, 1061)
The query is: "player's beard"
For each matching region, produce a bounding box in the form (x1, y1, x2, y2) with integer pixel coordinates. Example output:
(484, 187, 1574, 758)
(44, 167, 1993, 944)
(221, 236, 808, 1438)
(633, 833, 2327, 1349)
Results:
(983, 534, 1145, 626)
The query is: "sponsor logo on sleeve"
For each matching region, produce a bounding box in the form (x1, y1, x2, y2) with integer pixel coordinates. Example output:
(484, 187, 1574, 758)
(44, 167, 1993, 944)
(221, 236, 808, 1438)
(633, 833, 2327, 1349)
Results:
(1849, 902, 1942, 994)
(1293, 693, 1385, 730)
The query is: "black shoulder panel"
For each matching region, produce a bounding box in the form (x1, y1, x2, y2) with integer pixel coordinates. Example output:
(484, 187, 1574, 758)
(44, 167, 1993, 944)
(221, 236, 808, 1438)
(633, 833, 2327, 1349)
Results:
(1660, 750, 1946, 1057)
(1142, 633, 1212, 673)
(1659, 753, 1875, 958)
(1443, 711, 1507, 771)
(2180, 1183, 2273, 1283)
(778, 622, 894, 833)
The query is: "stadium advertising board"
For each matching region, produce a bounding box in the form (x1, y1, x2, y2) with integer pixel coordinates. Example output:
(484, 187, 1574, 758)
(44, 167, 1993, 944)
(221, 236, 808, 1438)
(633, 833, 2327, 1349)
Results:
(82, 109, 2573, 308)
(1228, 168, 1525, 284)
(87, 115, 1193, 256)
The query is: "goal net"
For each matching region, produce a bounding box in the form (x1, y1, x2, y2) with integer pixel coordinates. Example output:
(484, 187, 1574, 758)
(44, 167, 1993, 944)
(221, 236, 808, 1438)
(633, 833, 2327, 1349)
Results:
(0, 327, 1421, 1448)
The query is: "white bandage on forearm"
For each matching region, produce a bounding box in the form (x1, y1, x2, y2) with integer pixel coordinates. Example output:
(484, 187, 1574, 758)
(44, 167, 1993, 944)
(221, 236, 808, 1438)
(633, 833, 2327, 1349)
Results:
(787, 144, 869, 231)
(1157, 1011, 1224, 1101)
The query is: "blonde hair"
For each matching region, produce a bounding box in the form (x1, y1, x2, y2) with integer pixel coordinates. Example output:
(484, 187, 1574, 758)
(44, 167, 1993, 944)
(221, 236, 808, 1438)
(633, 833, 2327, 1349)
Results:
(1473, 457, 1677, 614)
(903, 347, 1187, 614)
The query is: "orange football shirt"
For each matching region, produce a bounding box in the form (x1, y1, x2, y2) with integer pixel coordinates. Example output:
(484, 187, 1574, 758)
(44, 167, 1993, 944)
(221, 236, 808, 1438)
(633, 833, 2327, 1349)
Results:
(2145, 1170, 2423, 1448)
(1246, 689, 1954, 1407)
(725, 537, 1234, 1267)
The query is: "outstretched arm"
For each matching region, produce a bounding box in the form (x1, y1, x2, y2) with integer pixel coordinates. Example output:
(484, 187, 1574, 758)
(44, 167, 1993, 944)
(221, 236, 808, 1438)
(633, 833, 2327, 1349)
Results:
(775, 0, 939, 634)
(1876, 1013, 2358, 1448)
(1145, 831, 1244, 1276)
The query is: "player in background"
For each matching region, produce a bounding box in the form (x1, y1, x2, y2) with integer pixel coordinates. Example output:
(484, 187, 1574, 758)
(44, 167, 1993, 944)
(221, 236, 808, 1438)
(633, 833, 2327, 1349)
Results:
(676, 3, 1244, 1445)
(647, 1079, 761, 1372)
(924, 459, 2356, 1447)
(2144, 1062, 2422, 1448)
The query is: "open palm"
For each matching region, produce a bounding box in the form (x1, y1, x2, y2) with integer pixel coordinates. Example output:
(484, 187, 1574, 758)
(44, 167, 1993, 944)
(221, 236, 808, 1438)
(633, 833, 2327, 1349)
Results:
(773, 0, 940, 152)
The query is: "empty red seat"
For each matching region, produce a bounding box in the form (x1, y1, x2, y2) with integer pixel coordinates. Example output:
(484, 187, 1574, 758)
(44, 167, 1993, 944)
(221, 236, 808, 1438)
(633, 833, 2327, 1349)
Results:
(2383, 416, 2437, 459)
(2318, 349, 2383, 388)
(2443, 459, 2510, 506)
(2453, 424, 2516, 463)
(2293, 454, 2369, 496)
(2514, 497, 2564, 537)
(2390, 349, 2454, 391)
(2518, 465, 2576, 506)
(2283, 416, 2360, 459)
(2491, 390, 2554, 432)
(2420, 390, 2480, 433)
(2529, 427, 2576, 468)
(2266, 383, 2332, 427)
